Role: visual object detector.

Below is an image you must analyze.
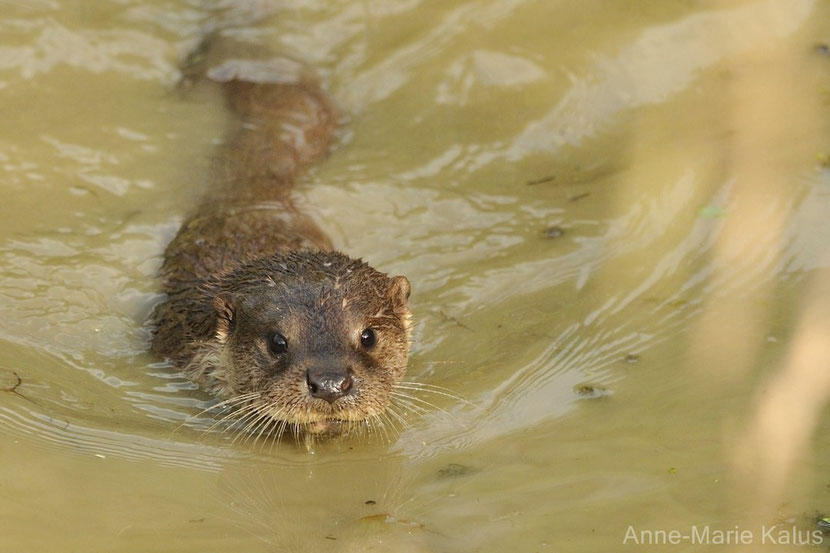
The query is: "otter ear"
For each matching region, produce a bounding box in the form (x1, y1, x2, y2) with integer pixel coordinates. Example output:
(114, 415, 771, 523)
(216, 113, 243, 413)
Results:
(388, 276, 411, 311)
(213, 296, 235, 342)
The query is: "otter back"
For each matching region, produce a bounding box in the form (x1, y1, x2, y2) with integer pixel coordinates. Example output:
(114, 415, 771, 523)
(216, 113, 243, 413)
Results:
(151, 33, 413, 440)
(160, 34, 336, 291)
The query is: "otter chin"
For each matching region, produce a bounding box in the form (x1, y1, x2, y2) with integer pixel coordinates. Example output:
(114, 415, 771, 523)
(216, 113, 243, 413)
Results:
(150, 33, 413, 443)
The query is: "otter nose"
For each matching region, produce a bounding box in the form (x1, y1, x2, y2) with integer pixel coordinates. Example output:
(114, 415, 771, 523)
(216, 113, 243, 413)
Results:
(306, 368, 353, 403)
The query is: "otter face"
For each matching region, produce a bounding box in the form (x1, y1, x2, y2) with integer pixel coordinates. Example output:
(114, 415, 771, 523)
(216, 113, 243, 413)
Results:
(200, 252, 411, 437)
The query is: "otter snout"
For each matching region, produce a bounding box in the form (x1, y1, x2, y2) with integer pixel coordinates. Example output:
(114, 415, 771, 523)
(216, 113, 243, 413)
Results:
(306, 366, 353, 403)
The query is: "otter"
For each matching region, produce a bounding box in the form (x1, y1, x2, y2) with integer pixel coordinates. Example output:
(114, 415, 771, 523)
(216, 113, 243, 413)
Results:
(151, 33, 412, 439)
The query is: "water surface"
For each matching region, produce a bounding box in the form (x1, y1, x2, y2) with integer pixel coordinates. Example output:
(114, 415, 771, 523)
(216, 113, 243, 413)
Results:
(1, 0, 829, 551)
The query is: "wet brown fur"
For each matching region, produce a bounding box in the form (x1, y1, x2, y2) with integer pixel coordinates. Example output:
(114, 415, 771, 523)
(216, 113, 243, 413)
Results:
(151, 33, 412, 437)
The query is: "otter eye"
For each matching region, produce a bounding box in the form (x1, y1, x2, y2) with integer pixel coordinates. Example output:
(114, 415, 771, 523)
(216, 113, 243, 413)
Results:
(360, 328, 377, 349)
(268, 333, 288, 355)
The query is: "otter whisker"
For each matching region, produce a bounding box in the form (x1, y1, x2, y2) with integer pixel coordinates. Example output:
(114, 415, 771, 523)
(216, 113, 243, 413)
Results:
(381, 410, 404, 442)
(234, 408, 275, 447)
(373, 412, 392, 444)
(272, 419, 290, 453)
(231, 404, 274, 433)
(198, 391, 262, 416)
(380, 408, 402, 436)
(344, 418, 357, 439)
(209, 394, 264, 422)
(390, 390, 462, 426)
(203, 401, 263, 436)
(372, 413, 389, 443)
(257, 417, 280, 455)
(368, 414, 382, 442)
(223, 400, 278, 438)
(390, 390, 445, 410)
(215, 398, 267, 428)
(395, 381, 468, 401)
(389, 396, 431, 419)
(244, 403, 293, 448)
(222, 403, 270, 441)
(292, 422, 302, 447)
(265, 418, 286, 455)
(397, 380, 460, 392)
(384, 403, 411, 432)
(382, 407, 402, 431)
(240, 405, 276, 437)
(357, 416, 371, 440)
(301, 426, 315, 452)
(389, 392, 431, 412)
(355, 419, 366, 439)
(394, 382, 479, 411)
(175, 391, 262, 433)
(351, 418, 364, 439)
(253, 406, 290, 447)
(251, 415, 281, 454)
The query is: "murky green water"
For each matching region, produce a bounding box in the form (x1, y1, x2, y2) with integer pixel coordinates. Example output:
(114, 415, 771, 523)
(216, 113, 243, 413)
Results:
(2, 0, 829, 551)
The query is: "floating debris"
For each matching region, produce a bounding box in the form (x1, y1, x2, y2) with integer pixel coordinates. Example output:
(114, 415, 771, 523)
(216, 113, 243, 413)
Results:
(359, 514, 424, 529)
(574, 383, 611, 398)
(527, 175, 557, 185)
(438, 463, 477, 478)
(542, 226, 566, 239)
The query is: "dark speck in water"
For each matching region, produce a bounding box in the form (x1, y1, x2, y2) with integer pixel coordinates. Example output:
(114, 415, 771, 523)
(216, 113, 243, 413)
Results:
(574, 383, 611, 398)
(365, 500, 376, 505)
(438, 463, 477, 478)
(624, 353, 640, 364)
(438, 310, 474, 332)
(542, 226, 565, 239)
(527, 175, 557, 185)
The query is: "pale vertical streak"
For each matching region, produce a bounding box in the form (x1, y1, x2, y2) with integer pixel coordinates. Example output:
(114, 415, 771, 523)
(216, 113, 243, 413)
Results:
(689, 0, 820, 381)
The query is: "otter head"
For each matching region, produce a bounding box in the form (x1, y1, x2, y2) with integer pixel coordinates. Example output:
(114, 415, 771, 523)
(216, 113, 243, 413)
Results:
(197, 251, 411, 438)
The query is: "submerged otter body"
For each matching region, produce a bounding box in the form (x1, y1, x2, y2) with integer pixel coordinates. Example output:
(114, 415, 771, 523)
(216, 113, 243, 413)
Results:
(151, 34, 412, 438)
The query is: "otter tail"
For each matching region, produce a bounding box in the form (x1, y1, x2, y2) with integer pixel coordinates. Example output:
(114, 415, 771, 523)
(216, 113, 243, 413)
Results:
(181, 32, 336, 191)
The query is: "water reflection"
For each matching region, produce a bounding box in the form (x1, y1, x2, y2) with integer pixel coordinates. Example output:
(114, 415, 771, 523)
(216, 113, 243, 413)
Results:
(509, 0, 816, 158)
(217, 453, 435, 551)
